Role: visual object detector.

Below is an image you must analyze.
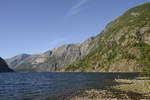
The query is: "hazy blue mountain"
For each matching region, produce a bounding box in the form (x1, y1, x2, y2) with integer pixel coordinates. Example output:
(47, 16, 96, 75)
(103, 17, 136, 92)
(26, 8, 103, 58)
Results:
(6, 54, 31, 68)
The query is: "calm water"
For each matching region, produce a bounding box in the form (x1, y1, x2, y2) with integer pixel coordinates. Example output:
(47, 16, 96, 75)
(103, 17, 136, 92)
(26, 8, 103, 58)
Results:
(0, 72, 139, 100)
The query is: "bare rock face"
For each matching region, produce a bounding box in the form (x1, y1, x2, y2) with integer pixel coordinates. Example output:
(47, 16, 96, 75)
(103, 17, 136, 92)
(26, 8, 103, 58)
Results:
(80, 37, 96, 56)
(0, 57, 14, 72)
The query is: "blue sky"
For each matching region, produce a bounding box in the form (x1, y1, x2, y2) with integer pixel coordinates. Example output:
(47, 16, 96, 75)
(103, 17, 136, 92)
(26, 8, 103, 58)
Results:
(0, 0, 150, 58)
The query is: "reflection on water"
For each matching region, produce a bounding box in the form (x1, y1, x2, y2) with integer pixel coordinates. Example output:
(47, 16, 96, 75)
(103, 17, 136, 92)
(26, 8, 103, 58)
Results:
(0, 72, 139, 100)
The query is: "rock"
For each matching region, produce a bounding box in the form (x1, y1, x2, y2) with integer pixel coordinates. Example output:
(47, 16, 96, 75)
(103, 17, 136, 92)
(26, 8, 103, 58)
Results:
(130, 12, 139, 16)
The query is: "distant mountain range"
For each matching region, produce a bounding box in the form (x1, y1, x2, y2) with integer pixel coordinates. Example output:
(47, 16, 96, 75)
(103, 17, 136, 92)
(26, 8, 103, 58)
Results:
(6, 54, 31, 68)
(6, 2, 150, 72)
(6, 37, 97, 72)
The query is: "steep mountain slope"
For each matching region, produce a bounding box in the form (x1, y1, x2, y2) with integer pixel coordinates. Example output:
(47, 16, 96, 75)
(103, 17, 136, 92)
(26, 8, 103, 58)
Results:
(6, 54, 31, 68)
(0, 57, 14, 72)
(60, 3, 150, 72)
(14, 37, 98, 72)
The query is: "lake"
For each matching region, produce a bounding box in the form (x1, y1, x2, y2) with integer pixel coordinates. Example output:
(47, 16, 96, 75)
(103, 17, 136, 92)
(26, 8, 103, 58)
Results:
(0, 72, 139, 100)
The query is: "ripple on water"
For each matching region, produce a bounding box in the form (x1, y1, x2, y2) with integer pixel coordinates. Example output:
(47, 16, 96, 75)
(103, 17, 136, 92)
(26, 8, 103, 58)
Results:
(0, 72, 139, 100)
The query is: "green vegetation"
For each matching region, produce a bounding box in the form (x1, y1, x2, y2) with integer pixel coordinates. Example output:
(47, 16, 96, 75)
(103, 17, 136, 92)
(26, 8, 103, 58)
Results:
(122, 51, 136, 60)
(138, 43, 150, 72)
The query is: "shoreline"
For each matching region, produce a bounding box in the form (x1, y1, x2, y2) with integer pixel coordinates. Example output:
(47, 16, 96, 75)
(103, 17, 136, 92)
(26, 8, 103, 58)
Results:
(50, 78, 150, 100)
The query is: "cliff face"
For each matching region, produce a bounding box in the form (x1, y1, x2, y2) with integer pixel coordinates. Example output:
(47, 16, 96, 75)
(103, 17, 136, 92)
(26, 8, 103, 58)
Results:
(0, 57, 14, 72)
(60, 3, 150, 72)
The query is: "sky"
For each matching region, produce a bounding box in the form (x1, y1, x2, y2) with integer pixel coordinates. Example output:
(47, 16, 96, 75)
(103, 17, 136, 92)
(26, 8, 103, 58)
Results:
(0, 0, 150, 58)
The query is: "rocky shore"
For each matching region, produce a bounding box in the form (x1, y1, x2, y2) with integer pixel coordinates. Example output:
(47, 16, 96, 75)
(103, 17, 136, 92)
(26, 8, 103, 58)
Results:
(51, 89, 150, 100)
(50, 78, 150, 100)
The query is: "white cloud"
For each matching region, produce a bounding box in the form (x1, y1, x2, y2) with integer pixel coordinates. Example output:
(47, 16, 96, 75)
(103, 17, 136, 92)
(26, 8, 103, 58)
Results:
(66, 0, 89, 17)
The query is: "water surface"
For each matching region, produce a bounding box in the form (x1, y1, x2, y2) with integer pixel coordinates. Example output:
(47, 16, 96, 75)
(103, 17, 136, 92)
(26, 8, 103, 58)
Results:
(0, 72, 139, 100)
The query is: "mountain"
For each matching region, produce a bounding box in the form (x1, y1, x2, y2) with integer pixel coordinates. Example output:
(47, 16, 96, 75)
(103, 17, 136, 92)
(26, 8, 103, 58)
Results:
(0, 57, 14, 72)
(59, 3, 150, 72)
(13, 37, 97, 72)
(6, 54, 31, 68)
(8, 2, 150, 72)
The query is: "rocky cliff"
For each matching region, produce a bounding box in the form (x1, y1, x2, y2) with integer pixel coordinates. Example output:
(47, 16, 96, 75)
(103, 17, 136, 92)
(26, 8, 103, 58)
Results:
(0, 57, 14, 72)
